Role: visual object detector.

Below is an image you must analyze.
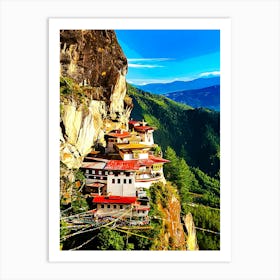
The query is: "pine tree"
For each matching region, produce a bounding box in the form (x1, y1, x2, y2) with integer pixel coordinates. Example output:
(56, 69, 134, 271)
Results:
(164, 147, 199, 213)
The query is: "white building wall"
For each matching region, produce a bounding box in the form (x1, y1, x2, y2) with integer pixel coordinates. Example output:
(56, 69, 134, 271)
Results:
(147, 131, 154, 145)
(135, 176, 166, 189)
(95, 204, 131, 218)
(123, 153, 133, 160)
(138, 153, 148, 159)
(107, 173, 136, 196)
(85, 178, 107, 185)
(139, 131, 154, 145)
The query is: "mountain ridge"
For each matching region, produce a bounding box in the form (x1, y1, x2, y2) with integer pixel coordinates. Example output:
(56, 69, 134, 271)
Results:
(134, 76, 220, 94)
(164, 85, 220, 111)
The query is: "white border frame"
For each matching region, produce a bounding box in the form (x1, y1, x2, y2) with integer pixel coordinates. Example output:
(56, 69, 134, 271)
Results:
(49, 18, 231, 262)
(1, 1, 279, 279)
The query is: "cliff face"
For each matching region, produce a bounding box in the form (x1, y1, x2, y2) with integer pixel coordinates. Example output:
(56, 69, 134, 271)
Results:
(184, 213, 199, 250)
(160, 192, 187, 250)
(60, 30, 132, 169)
(149, 183, 199, 250)
(150, 183, 186, 250)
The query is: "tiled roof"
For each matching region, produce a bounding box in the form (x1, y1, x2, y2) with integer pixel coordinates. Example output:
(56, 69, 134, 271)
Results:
(107, 131, 131, 138)
(93, 195, 137, 204)
(134, 126, 155, 132)
(128, 120, 141, 126)
(149, 155, 170, 163)
(81, 161, 107, 169)
(104, 160, 140, 170)
(115, 143, 151, 150)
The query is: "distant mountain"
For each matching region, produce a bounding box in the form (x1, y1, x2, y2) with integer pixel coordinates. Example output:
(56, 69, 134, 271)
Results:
(164, 85, 220, 111)
(135, 76, 220, 94)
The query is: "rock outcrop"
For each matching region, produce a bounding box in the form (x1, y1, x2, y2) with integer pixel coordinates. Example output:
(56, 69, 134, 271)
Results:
(184, 212, 199, 250)
(150, 183, 187, 250)
(161, 193, 187, 250)
(60, 30, 132, 169)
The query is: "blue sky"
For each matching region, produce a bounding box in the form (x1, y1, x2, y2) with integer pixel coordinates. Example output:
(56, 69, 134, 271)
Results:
(115, 30, 220, 85)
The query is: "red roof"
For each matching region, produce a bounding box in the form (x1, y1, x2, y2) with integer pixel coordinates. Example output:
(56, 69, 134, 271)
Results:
(134, 126, 155, 132)
(128, 120, 140, 126)
(105, 160, 140, 170)
(107, 131, 131, 138)
(93, 196, 137, 204)
(149, 155, 170, 163)
(104, 156, 169, 171)
(138, 159, 155, 166)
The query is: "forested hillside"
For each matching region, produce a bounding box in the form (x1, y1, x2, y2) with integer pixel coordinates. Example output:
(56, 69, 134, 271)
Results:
(128, 84, 220, 250)
(128, 84, 220, 178)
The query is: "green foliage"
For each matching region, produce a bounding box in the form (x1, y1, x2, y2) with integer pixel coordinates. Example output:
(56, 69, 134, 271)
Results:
(60, 220, 70, 249)
(185, 204, 220, 250)
(196, 231, 220, 250)
(151, 145, 162, 157)
(60, 76, 74, 95)
(71, 192, 89, 214)
(128, 84, 220, 177)
(186, 205, 220, 232)
(162, 147, 220, 249)
(96, 228, 125, 250)
(74, 169, 86, 185)
(126, 243, 135, 250)
(60, 76, 92, 109)
(191, 167, 220, 208)
(164, 147, 199, 214)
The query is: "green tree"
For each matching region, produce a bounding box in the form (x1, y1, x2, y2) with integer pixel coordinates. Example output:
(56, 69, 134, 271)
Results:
(96, 228, 125, 250)
(164, 147, 199, 213)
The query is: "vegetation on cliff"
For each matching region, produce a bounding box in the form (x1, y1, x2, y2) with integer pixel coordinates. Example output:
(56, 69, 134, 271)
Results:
(164, 147, 220, 250)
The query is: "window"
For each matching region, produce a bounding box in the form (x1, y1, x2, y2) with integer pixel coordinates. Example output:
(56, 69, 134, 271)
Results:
(129, 179, 132, 184)
(117, 178, 121, 184)
(92, 170, 95, 174)
(112, 178, 115, 184)
(113, 205, 117, 209)
(105, 171, 108, 175)
(98, 170, 102, 175)
(120, 205, 123, 209)
(124, 179, 127, 184)
(86, 170, 89, 174)
(107, 205, 110, 209)
(101, 204, 104, 209)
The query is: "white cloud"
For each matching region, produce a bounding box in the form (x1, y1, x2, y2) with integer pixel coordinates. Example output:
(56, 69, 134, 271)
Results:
(128, 58, 172, 62)
(128, 63, 164, 68)
(199, 71, 220, 77)
(127, 78, 177, 85)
